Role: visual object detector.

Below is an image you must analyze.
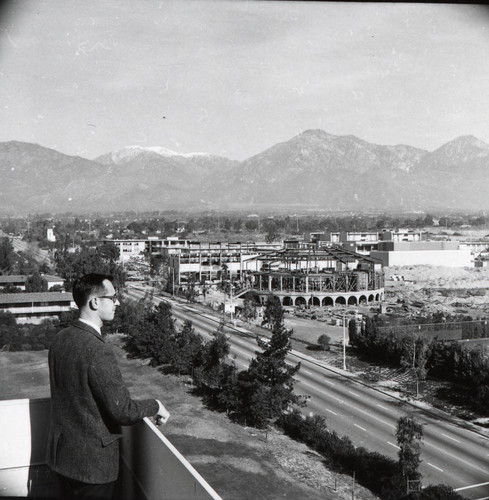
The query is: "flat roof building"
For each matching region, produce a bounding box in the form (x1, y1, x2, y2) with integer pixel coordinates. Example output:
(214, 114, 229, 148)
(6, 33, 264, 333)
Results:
(0, 292, 75, 324)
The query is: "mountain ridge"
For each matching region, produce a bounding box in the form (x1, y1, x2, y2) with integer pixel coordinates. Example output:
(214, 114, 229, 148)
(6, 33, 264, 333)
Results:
(1, 131, 488, 213)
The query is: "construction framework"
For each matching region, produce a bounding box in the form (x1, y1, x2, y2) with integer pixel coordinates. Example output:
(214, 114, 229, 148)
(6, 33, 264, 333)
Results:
(241, 245, 385, 308)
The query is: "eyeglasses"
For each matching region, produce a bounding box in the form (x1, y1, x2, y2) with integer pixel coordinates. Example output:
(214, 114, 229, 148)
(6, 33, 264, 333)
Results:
(97, 295, 119, 304)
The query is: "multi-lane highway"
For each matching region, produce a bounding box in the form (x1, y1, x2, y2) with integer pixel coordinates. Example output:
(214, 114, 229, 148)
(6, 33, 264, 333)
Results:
(126, 287, 489, 499)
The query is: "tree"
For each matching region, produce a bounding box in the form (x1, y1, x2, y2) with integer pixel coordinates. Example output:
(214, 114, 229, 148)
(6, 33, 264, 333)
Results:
(400, 335, 432, 398)
(25, 271, 46, 292)
(166, 320, 204, 375)
(55, 246, 126, 291)
(241, 297, 257, 324)
(263, 220, 280, 243)
(317, 334, 331, 351)
(233, 300, 305, 427)
(193, 327, 236, 404)
(261, 295, 283, 329)
(97, 242, 119, 262)
(120, 297, 175, 366)
(0, 237, 15, 272)
(396, 416, 423, 480)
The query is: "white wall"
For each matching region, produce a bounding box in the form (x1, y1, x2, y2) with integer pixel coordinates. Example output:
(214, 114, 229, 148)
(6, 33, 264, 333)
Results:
(371, 249, 472, 267)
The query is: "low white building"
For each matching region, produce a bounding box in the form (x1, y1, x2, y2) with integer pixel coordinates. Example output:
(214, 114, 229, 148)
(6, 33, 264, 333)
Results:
(370, 241, 473, 267)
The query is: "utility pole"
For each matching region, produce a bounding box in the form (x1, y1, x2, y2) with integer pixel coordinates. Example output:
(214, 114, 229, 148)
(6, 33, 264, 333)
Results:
(343, 312, 347, 370)
(230, 277, 234, 326)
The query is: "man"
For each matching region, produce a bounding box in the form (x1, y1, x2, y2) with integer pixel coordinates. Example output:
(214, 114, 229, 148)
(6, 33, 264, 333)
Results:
(46, 273, 169, 499)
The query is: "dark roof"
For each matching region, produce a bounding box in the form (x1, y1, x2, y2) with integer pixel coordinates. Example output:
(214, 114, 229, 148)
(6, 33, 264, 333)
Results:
(0, 275, 27, 284)
(0, 292, 74, 304)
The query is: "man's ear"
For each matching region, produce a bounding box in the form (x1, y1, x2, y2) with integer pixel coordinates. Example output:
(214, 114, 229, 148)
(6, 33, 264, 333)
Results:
(89, 297, 99, 310)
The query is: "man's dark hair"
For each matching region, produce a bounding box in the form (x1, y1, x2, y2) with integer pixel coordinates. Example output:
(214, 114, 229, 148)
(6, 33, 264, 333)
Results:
(72, 273, 113, 309)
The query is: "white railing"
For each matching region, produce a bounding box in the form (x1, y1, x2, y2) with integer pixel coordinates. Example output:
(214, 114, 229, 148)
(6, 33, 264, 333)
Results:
(0, 398, 221, 500)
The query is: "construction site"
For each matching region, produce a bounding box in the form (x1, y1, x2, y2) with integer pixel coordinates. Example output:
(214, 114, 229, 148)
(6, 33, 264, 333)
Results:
(240, 245, 384, 308)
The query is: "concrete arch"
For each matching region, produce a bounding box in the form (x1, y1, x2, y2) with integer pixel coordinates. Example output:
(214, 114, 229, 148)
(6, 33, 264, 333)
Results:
(295, 296, 307, 307)
(322, 296, 334, 307)
(283, 296, 294, 306)
(335, 296, 346, 306)
(368, 294, 375, 303)
(347, 296, 357, 306)
(359, 295, 367, 305)
(308, 296, 320, 307)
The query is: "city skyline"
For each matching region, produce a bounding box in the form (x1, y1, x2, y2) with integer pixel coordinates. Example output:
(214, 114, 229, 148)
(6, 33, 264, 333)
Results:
(1, 1, 489, 161)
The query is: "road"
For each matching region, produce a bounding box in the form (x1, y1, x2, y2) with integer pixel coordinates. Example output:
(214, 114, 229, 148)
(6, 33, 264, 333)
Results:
(126, 287, 489, 499)
(0, 231, 51, 264)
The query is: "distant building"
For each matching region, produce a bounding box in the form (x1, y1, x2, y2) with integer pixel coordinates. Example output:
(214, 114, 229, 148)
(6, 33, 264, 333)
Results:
(98, 237, 195, 262)
(370, 241, 473, 267)
(40, 274, 65, 290)
(167, 241, 282, 284)
(0, 292, 75, 324)
(0, 274, 65, 292)
(0, 275, 28, 291)
(307, 229, 424, 255)
(46, 228, 56, 242)
(241, 245, 385, 308)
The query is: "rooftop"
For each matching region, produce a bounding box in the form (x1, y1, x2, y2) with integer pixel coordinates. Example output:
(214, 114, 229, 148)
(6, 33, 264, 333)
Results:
(0, 292, 73, 304)
(0, 275, 27, 284)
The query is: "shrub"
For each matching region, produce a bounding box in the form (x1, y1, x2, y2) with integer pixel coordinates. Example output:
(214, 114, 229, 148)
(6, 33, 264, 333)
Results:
(317, 334, 331, 351)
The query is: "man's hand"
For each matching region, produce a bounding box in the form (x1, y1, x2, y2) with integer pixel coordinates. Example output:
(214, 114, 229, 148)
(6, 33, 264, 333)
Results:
(155, 400, 170, 426)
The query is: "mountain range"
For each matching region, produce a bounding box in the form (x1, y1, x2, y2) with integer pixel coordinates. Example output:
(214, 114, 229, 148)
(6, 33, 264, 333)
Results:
(1, 130, 488, 214)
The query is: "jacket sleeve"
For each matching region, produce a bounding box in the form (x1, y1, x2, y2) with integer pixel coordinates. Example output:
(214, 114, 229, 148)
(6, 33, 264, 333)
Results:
(88, 343, 159, 426)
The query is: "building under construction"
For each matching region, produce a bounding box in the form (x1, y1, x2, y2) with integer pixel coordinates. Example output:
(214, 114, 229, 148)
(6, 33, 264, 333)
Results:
(241, 245, 384, 307)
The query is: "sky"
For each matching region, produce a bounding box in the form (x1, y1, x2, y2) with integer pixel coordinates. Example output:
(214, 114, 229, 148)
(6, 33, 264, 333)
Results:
(1, 0, 489, 161)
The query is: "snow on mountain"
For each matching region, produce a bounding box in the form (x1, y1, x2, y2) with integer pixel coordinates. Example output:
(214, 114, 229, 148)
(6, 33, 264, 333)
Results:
(95, 145, 212, 165)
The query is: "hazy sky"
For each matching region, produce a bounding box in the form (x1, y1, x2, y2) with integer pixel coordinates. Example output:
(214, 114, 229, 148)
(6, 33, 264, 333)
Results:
(1, 1, 489, 160)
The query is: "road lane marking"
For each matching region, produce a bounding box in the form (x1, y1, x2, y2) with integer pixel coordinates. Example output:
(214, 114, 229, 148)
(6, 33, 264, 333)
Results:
(424, 440, 489, 475)
(301, 369, 312, 375)
(354, 424, 367, 432)
(441, 433, 461, 444)
(377, 404, 388, 411)
(144, 299, 489, 479)
(387, 441, 400, 449)
(348, 390, 358, 396)
(427, 463, 444, 472)
(299, 380, 396, 430)
(326, 409, 338, 416)
(455, 481, 489, 492)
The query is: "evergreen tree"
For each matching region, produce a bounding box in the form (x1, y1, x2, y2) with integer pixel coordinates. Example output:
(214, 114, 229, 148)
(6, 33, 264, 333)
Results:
(396, 416, 423, 480)
(241, 297, 257, 324)
(193, 327, 237, 410)
(234, 300, 305, 428)
(167, 320, 204, 375)
(0, 237, 15, 272)
(261, 294, 283, 329)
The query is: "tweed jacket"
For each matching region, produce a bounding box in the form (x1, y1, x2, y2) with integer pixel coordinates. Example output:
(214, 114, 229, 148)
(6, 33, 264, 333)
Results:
(46, 321, 159, 484)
